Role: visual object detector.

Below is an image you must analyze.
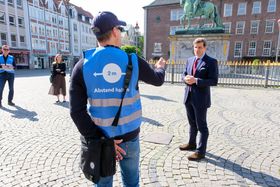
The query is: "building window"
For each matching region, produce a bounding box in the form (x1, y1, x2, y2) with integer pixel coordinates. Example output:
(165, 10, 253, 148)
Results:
(29, 7, 36, 19)
(17, 0, 22, 7)
(53, 29, 58, 37)
(48, 1, 53, 10)
(236, 21, 245, 34)
(18, 17, 24, 27)
(11, 34, 17, 47)
(74, 34, 78, 42)
(58, 18, 63, 25)
(38, 9, 44, 21)
(8, 0, 13, 6)
(267, 0, 276, 12)
(248, 41, 257, 56)
(265, 20, 274, 33)
(224, 4, 233, 17)
(237, 3, 247, 15)
(170, 9, 184, 21)
(0, 33, 7, 45)
(19, 36, 25, 43)
(31, 23, 38, 34)
(9, 15, 15, 26)
(71, 9, 76, 19)
(252, 1, 261, 14)
(20, 35, 26, 47)
(0, 11, 5, 23)
(234, 42, 242, 57)
(223, 22, 231, 33)
(34, 0, 39, 6)
(39, 40, 45, 50)
(64, 18, 68, 28)
(250, 20, 259, 34)
(65, 44, 69, 51)
(263, 41, 272, 56)
(73, 23, 77, 31)
(61, 5, 65, 16)
(74, 45, 79, 53)
(65, 31, 69, 41)
(52, 17, 57, 24)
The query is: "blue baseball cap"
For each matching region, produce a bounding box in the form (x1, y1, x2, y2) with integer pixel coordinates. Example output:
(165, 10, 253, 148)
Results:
(91, 11, 126, 36)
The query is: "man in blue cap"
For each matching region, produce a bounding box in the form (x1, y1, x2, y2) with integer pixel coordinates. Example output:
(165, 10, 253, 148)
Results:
(70, 11, 166, 186)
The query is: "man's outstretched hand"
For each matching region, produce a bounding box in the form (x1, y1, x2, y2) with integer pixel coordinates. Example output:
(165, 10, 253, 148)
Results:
(154, 57, 166, 69)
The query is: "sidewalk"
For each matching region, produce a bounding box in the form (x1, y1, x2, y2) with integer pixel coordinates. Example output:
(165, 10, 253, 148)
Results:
(0, 70, 279, 187)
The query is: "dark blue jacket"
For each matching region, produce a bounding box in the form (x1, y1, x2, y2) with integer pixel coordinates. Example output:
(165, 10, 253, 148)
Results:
(182, 54, 218, 108)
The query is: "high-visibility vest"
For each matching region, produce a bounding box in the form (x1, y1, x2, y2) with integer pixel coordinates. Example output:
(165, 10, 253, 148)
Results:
(0, 55, 15, 73)
(83, 46, 142, 138)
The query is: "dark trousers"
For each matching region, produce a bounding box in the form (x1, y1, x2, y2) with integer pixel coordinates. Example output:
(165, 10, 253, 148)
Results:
(0, 72, 15, 103)
(185, 93, 208, 155)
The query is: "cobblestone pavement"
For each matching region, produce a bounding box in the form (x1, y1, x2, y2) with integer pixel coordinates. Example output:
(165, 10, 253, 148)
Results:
(0, 70, 279, 187)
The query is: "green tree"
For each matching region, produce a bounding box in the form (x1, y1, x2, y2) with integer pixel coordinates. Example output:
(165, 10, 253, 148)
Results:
(121, 45, 142, 56)
(138, 36, 144, 55)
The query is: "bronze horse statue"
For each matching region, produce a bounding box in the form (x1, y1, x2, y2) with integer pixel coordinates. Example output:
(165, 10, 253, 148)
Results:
(180, 0, 223, 29)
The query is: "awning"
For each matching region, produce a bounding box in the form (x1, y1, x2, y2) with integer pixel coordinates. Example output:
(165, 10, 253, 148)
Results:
(9, 49, 30, 55)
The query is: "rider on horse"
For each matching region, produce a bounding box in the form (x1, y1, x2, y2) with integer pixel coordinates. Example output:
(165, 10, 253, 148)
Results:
(180, 0, 223, 29)
(193, 0, 201, 14)
(193, 0, 207, 14)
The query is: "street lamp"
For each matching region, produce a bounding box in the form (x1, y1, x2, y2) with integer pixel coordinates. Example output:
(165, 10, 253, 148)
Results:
(275, 19, 280, 63)
(134, 22, 139, 54)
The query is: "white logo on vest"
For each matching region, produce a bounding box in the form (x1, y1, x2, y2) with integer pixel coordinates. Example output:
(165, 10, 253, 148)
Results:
(93, 63, 125, 83)
(90, 162, 95, 169)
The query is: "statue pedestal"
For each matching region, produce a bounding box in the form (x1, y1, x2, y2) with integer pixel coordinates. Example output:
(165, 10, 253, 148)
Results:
(169, 33, 230, 62)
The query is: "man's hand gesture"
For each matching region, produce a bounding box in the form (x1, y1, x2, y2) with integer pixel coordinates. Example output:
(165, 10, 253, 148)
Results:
(154, 57, 166, 69)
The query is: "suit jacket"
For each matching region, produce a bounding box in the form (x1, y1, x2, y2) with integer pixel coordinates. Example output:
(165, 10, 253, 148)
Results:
(182, 54, 218, 108)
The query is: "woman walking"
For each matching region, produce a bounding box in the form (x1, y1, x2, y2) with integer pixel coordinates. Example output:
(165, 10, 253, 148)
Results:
(49, 54, 66, 103)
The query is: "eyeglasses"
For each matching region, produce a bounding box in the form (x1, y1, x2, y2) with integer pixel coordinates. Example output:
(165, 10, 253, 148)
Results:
(3, 49, 9, 51)
(116, 26, 125, 32)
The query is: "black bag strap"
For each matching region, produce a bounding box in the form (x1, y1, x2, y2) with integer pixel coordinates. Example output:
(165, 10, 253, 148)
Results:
(111, 54, 133, 127)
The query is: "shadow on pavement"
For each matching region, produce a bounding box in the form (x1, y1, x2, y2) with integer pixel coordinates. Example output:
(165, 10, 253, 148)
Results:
(1, 105, 38, 121)
(142, 116, 163, 126)
(141, 94, 177, 103)
(15, 69, 70, 78)
(54, 101, 69, 109)
(206, 152, 280, 186)
(15, 69, 51, 78)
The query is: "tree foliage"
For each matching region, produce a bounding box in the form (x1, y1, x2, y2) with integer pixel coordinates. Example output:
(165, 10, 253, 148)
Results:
(121, 45, 142, 56)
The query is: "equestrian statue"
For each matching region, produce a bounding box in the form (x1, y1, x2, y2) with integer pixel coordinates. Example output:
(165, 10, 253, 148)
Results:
(180, 0, 223, 30)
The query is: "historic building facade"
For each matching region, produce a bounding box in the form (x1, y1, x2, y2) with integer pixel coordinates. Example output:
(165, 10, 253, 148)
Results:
(0, 0, 96, 69)
(0, 0, 31, 68)
(27, 0, 96, 69)
(144, 0, 280, 62)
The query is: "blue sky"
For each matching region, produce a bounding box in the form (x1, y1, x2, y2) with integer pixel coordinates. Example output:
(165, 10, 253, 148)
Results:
(70, 0, 155, 33)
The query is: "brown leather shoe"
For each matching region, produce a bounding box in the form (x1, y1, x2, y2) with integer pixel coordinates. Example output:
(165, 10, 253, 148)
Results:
(179, 144, 196, 151)
(187, 152, 205, 161)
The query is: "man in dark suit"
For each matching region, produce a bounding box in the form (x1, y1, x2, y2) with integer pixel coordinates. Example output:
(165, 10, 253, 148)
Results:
(179, 38, 218, 161)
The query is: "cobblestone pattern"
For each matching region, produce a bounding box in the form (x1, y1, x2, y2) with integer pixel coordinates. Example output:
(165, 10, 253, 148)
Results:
(0, 70, 279, 187)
